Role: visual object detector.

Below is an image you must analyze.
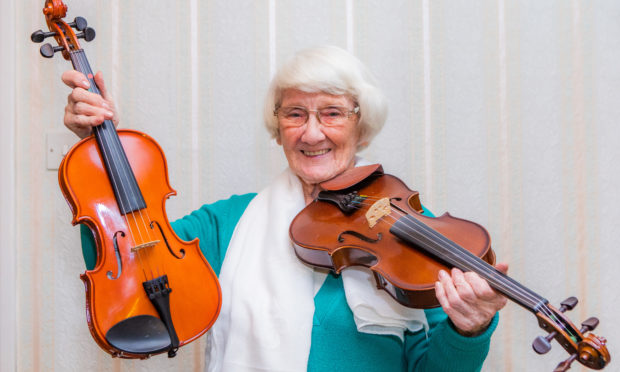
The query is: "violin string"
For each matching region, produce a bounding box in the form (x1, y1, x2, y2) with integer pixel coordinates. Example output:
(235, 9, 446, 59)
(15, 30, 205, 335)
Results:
(375, 204, 575, 337)
(349, 197, 577, 338)
(382, 212, 550, 310)
(103, 130, 161, 273)
(151, 233, 163, 279)
(80, 50, 170, 283)
(72, 51, 138, 261)
(354, 199, 543, 307)
(368, 203, 569, 334)
(141, 208, 166, 277)
(74, 50, 157, 279)
(386, 213, 578, 339)
(94, 120, 152, 278)
(391, 213, 571, 336)
(88, 51, 157, 248)
(136, 245, 149, 282)
(355, 198, 547, 308)
(75, 56, 154, 251)
(401, 210, 576, 338)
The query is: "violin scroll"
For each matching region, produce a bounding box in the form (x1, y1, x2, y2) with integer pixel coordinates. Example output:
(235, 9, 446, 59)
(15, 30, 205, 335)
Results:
(533, 297, 610, 370)
(30, 0, 95, 60)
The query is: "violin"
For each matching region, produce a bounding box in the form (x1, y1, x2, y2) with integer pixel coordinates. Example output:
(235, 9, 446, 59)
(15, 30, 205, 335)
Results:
(31, 1, 221, 359)
(290, 164, 610, 371)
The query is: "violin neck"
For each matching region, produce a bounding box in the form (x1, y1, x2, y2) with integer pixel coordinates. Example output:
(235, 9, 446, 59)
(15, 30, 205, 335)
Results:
(68, 49, 147, 215)
(390, 215, 549, 314)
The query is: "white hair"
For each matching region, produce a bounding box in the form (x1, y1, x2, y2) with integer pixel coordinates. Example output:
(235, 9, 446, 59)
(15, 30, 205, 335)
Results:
(263, 46, 388, 149)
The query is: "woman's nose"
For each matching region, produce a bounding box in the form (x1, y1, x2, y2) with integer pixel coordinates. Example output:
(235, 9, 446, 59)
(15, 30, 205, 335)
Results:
(300, 115, 326, 144)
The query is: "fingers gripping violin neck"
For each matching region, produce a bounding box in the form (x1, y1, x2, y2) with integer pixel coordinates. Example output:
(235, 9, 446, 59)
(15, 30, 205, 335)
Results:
(32, 1, 221, 359)
(290, 164, 610, 371)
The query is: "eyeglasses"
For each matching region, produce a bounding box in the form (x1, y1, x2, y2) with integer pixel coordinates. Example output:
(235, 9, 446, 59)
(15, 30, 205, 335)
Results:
(274, 105, 360, 128)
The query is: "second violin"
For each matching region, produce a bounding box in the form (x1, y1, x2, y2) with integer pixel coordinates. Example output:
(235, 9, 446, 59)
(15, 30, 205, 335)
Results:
(32, 1, 221, 359)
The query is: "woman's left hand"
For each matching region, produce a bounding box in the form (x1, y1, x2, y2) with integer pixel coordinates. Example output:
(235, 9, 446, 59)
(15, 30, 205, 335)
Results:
(435, 263, 509, 336)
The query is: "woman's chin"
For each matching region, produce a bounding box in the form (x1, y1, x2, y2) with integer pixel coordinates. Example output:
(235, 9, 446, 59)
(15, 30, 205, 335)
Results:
(295, 164, 349, 186)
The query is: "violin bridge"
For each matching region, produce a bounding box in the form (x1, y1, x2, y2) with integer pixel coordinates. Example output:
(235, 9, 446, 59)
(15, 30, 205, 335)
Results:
(131, 240, 161, 252)
(365, 197, 391, 228)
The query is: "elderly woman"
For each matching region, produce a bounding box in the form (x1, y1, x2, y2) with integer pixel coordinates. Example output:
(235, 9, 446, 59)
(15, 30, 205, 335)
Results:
(62, 46, 507, 371)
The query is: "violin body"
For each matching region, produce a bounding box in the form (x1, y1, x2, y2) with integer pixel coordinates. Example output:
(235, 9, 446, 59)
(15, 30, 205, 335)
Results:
(291, 169, 495, 308)
(59, 130, 221, 358)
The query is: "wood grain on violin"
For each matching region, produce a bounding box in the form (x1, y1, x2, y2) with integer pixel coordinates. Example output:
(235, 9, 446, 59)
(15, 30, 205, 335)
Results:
(290, 164, 610, 371)
(32, 0, 221, 359)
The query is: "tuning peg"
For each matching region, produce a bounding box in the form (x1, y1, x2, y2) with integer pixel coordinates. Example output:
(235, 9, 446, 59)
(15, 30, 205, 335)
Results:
(68, 16, 88, 31)
(533, 332, 555, 354)
(76, 27, 96, 42)
(554, 354, 578, 372)
(559, 297, 578, 312)
(31, 30, 57, 43)
(580, 317, 599, 333)
(40, 43, 64, 58)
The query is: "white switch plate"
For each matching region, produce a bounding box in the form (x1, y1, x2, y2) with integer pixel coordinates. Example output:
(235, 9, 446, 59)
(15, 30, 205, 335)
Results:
(46, 131, 79, 170)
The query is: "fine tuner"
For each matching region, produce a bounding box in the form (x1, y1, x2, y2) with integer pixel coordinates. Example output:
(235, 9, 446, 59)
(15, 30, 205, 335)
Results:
(31, 16, 95, 58)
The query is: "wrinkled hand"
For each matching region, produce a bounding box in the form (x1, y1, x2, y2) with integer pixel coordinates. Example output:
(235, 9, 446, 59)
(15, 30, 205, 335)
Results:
(435, 263, 508, 337)
(61, 70, 118, 139)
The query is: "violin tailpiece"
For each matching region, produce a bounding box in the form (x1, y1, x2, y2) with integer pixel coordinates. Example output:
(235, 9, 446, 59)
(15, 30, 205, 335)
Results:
(143, 275, 180, 357)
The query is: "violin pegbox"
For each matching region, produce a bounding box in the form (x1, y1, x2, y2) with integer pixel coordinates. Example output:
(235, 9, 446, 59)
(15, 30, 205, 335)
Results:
(30, 0, 95, 60)
(532, 297, 610, 371)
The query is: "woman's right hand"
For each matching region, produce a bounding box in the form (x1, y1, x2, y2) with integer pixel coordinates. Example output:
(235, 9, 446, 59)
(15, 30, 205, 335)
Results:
(61, 70, 119, 139)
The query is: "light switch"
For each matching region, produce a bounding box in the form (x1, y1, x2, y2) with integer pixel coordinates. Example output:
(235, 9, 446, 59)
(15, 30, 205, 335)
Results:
(46, 131, 79, 170)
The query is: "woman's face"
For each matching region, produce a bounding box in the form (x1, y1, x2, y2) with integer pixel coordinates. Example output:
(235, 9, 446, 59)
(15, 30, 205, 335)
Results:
(276, 89, 361, 187)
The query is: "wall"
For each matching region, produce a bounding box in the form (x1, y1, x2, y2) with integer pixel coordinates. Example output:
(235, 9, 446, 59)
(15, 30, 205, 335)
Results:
(3, 0, 619, 371)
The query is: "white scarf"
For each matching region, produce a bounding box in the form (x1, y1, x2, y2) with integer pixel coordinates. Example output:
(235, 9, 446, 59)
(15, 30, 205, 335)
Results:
(206, 166, 427, 372)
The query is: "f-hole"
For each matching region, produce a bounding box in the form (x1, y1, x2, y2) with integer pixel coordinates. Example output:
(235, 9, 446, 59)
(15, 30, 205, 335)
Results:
(338, 231, 382, 243)
(107, 230, 125, 280)
(150, 220, 185, 259)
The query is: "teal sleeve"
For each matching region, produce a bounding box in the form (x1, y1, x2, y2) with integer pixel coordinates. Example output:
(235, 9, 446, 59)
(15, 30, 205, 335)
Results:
(420, 204, 434, 217)
(406, 308, 498, 372)
(79, 193, 256, 275)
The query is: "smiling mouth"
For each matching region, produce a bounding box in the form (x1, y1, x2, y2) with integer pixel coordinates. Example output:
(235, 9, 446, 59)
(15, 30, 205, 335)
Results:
(301, 149, 331, 156)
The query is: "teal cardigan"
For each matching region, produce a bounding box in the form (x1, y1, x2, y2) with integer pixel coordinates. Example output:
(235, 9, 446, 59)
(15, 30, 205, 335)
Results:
(80, 193, 497, 371)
